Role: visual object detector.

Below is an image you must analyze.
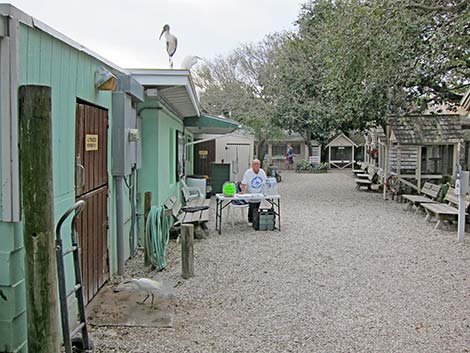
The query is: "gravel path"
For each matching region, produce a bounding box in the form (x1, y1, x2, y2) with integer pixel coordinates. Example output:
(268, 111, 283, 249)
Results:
(92, 170, 470, 353)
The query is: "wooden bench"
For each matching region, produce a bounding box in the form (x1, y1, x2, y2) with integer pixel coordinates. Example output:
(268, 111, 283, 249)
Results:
(354, 166, 377, 190)
(181, 198, 211, 225)
(421, 188, 469, 229)
(402, 182, 442, 214)
(353, 162, 368, 176)
(164, 195, 211, 238)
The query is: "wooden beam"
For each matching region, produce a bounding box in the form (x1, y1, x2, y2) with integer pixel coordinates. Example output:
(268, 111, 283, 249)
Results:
(181, 224, 194, 279)
(19, 85, 60, 353)
(453, 143, 460, 176)
(328, 146, 331, 168)
(416, 147, 422, 193)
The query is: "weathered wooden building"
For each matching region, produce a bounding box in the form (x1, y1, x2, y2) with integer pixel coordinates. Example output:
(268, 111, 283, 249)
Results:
(326, 133, 365, 169)
(371, 115, 464, 191)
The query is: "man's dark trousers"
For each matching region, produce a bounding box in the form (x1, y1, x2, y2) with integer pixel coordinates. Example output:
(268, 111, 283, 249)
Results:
(248, 202, 261, 223)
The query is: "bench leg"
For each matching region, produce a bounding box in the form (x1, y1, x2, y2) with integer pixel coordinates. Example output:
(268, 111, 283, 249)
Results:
(424, 213, 431, 222)
(406, 202, 412, 211)
(355, 184, 360, 191)
(434, 219, 441, 230)
(414, 206, 421, 215)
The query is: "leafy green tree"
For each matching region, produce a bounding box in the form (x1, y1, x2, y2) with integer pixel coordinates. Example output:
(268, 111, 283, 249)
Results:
(194, 36, 285, 160)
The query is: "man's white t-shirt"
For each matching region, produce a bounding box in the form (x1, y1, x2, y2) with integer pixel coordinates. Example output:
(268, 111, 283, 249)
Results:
(242, 168, 267, 201)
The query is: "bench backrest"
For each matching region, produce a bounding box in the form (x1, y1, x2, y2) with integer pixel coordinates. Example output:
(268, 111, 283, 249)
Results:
(421, 182, 441, 199)
(444, 188, 470, 209)
(164, 196, 181, 218)
(367, 166, 377, 181)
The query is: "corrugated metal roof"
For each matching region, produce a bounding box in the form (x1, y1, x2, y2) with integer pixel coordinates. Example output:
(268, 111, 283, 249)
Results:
(185, 114, 239, 134)
(388, 115, 464, 145)
(129, 69, 200, 118)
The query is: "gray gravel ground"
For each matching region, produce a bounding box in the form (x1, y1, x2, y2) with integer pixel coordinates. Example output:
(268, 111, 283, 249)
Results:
(92, 170, 470, 353)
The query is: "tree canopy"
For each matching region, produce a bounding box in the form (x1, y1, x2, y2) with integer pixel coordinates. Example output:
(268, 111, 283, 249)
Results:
(195, 0, 470, 156)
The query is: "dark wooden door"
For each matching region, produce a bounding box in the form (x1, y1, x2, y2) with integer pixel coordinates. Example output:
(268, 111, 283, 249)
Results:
(194, 140, 215, 176)
(75, 102, 109, 303)
(75, 103, 108, 195)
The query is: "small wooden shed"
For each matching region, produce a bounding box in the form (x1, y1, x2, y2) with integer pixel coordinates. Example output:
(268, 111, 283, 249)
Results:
(377, 115, 464, 191)
(327, 133, 361, 169)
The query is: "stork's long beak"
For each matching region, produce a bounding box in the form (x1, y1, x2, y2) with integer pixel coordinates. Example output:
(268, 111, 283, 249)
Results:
(159, 28, 165, 40)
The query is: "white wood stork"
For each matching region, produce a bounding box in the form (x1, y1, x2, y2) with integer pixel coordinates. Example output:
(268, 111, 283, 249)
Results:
(114, 278, 164, 307)
(159, 24, 178, 69)
(181, 55, 202, 70)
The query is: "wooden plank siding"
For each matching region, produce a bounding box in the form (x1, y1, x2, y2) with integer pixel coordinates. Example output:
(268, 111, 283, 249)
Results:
(17, 23, 118, 294)
(389, 146, 418, 174)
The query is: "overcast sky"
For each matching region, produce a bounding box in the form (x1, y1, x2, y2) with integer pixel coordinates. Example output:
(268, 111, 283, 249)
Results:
(8, 0, 304, 69)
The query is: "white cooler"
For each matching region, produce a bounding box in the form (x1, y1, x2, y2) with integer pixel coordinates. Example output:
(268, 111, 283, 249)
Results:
(186, 175, 207, 199)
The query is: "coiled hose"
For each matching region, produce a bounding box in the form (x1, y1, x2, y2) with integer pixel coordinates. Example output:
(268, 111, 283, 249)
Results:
(145, 206, 170, 270)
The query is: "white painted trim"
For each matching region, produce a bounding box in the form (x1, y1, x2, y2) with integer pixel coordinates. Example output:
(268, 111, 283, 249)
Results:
(0, 17, 19, 222)
(0, 15, 6, 37)
(326, 133, 358, 148)
(330, 161, 354, 169)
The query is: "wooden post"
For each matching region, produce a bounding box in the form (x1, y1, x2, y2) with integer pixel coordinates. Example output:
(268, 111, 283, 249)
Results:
(416, 146, 422, 193)
(352, 145, 355, 168)
(328, 146, 331, 168)
(181, 224, 194, 279)
(457, 170, 468, 243)
(144, 191, 152, 267)
(19, 85, 60, 353)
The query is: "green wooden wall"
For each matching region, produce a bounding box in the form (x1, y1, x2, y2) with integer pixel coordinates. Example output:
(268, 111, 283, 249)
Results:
(0, 23, 125, 353)
(137, 100, 193, 240)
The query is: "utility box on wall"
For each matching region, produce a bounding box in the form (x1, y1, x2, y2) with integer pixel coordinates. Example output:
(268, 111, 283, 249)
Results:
(111, 91, 141, 176)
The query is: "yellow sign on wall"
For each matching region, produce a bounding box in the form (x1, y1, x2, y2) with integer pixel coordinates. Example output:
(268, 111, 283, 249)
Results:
(85, 134, 99, 151)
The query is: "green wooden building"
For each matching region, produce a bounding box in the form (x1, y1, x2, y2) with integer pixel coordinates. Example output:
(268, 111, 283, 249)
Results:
(0, 4, 236, 352)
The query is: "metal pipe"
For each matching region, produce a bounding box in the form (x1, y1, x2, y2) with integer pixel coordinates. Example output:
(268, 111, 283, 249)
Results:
(115, 176, 125, 275)
(186, 132, 240, 146)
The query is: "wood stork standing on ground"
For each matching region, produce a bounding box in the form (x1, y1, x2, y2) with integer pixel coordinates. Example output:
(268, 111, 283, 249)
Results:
(159, 24, 178, 69)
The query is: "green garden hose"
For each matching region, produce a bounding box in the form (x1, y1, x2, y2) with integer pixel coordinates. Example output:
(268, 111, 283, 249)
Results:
(145, 206, 170, 270)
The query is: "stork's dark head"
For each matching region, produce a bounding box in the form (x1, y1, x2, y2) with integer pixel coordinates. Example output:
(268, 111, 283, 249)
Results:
(159, 24, 170, 40)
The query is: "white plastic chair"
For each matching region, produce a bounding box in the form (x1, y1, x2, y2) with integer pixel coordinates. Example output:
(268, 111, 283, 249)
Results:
(181, 178, 201, 202)
(226, 201, 249, 227)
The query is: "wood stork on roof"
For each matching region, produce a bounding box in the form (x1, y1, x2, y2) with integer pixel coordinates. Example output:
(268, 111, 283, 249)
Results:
(159, 24, 178, 69)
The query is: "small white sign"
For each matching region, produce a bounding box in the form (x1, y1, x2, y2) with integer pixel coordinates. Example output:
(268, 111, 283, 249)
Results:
(455, 179, 460, 195)
(145, 88, 159, 97)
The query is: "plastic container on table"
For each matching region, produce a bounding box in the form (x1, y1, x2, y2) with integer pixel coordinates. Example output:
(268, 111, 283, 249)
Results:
(263, 177, 278, 196)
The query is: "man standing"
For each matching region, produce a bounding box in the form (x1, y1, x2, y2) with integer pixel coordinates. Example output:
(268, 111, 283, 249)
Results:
(240, 159, 267, 224)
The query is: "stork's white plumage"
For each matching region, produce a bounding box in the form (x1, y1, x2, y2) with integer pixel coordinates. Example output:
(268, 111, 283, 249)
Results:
(181, 55, 202, 70)
(159, 24, 178, 69)
(114, 278, 164, 307)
